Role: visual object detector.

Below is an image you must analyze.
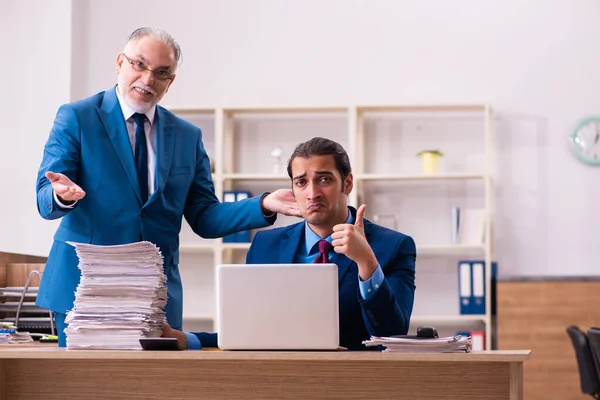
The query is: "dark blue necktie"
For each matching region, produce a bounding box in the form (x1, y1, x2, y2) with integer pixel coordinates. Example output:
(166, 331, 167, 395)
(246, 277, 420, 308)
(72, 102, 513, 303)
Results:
(133, 113, 148, 203)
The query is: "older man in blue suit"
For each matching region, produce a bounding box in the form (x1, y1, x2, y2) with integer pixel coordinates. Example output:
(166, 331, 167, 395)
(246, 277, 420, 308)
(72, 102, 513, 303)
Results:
(164, 137, 417, 350)
(36, 27, 299, 347)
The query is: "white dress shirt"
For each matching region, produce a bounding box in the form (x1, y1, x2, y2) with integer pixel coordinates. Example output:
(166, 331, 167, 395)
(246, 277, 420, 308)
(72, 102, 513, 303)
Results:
(54, 87, 157, 207)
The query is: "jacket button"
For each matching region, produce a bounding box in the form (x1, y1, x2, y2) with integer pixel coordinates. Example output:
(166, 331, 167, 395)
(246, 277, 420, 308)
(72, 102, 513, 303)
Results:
(141, 212, 147, 217)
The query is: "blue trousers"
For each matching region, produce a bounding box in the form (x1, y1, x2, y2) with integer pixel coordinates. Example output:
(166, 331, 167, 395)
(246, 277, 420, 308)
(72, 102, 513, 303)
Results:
(54, 311, 67, 348)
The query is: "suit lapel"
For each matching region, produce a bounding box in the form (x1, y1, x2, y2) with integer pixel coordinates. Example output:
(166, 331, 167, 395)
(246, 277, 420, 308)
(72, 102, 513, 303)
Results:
(97, 88, 142, 206)
(335, 254, 353, 283)
(147, 107, 175, 206)
(279, 223, 304, 263)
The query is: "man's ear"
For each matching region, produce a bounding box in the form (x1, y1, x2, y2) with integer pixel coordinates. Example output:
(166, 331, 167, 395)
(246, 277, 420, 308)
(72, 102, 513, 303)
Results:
(343, 173, 353, 195)
(115, 53, 124, 74)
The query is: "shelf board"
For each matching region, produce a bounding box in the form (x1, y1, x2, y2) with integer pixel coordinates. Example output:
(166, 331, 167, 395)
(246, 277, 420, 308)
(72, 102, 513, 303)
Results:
(223, 172, 486, 181)
(179, 243, 252, 252)
(411, 315, 487, 323)
(0, 305, 47, 313)
(222, 243, 251, 250)
(179, 244, 215, 252)
(418, 244, 485, 255)
(356, 173, 486, 181)
(162, 106, 216, 114)
(0, 317, 52, 322)
(358, 104, 488, 113)
(161, 104, 489, 114)
(222, 173, 289, 181)
(224, 106, 347, 114)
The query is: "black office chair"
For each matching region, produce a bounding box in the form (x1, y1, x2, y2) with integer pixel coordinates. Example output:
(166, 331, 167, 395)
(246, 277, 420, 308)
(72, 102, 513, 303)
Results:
(566, 326, 600, 399)
(587, 328, 600, 391)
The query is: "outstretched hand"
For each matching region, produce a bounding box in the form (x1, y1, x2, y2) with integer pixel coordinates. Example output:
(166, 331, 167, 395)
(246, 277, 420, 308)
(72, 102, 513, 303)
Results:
(46, 171, 86, 203)
(332, 204, 378, 280)
(261, 189, 301, 217)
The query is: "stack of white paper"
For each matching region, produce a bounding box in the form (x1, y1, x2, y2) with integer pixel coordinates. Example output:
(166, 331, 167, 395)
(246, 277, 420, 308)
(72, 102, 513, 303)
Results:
(0, 322, 16, 344)
(9, 331, 33, 344)
(362, 335, 472, 353)
(0, 322, 33, 344)
(65, 241, 167, 350)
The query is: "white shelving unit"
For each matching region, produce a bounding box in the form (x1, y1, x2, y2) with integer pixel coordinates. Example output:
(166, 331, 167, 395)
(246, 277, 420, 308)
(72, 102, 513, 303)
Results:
(168, 104, 494, 348)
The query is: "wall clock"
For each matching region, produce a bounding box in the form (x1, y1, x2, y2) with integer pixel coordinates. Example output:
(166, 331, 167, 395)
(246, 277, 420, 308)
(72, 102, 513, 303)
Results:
(570, 117, 600, 166)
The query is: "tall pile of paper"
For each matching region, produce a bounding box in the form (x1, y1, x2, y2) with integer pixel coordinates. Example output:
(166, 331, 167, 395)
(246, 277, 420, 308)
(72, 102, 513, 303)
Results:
(363, 335, 472, 353)
(65, 241, 167, 350)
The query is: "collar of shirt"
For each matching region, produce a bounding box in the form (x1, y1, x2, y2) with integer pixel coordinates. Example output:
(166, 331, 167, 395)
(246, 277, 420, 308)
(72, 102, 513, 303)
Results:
(304, 207, 354, 256)
(115, 86, 156, 125)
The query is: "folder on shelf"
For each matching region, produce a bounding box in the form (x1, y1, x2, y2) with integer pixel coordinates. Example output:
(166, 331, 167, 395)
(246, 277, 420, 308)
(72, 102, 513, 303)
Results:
(458, 260, 497, 315)
(459, 208, 486, 245)
(470, 330, 485, 351)
(458, 262, 472, 314)
(455, 330, 485, 351)
(451, 206, 460, 244)
(471, 262, 485, 314)
(223, 191, 252, 243)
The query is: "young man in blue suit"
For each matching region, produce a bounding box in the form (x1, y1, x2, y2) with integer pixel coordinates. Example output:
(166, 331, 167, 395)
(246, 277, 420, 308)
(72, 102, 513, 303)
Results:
(36, 27, 299, 347)
(163, 137, 417, 350)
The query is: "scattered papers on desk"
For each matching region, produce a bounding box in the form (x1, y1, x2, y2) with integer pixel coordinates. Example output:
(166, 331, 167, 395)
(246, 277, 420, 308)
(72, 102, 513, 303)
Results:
(362, 335, 472, 353)
(0, 322, 33, 344)
(65, 241, 167, 350)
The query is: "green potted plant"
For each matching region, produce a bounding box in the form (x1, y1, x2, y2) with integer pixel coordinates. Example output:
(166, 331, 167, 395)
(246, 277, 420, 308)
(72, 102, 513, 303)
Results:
(416, 150, 443, 174)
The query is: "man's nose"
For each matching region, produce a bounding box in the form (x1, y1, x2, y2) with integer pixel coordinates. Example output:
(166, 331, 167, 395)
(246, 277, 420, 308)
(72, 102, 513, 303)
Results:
(307, 183, 321, 200)
(140, 69, 154, 85)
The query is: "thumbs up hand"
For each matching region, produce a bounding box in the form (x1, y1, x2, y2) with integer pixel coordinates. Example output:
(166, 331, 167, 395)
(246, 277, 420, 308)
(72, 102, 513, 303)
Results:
(332, 204, 379, 281)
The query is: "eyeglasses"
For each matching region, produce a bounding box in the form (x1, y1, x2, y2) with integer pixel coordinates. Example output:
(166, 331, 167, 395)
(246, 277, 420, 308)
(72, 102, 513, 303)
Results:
(121, 53, 175, 82)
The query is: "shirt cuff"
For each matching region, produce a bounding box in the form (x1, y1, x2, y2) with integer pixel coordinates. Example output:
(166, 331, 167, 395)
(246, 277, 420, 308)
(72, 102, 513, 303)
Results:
(358, 264, 384, 301)
(184, 332, 202, 350)
(259, 192, 277, 224)
(53, 190, 77, 209)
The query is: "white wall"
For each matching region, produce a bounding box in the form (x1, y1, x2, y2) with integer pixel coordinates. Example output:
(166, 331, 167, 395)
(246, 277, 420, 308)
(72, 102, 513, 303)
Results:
(0, 0, 72, 256)
(4, 0, 599, 281)
(76, 0, 600, 278)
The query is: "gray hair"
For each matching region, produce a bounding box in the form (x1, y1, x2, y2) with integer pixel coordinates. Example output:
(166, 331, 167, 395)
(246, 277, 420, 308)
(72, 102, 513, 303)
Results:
(126, 27, 182, 65)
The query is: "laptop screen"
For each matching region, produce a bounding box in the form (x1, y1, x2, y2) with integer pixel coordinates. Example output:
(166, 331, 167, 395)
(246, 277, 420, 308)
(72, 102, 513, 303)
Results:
(216, 263, 339, 350)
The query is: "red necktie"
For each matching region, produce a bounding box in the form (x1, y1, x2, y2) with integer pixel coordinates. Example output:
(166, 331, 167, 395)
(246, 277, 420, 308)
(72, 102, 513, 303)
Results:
(314, 240, 332, 263)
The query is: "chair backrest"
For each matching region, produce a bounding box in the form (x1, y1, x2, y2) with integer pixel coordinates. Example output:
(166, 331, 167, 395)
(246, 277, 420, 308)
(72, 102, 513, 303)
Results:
(587, 328, 600, 387)
(566, 326, 600, 396)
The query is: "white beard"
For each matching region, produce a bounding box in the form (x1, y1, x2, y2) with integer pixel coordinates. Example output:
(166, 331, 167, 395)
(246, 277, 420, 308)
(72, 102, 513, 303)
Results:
(117, 80, 161, 114)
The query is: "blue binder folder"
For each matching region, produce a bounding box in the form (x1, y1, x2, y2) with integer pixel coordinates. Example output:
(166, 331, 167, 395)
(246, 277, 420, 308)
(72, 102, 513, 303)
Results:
(458, 260, 497, 315)
(471, 262, 485, 315)
(458, 262, 472, 314)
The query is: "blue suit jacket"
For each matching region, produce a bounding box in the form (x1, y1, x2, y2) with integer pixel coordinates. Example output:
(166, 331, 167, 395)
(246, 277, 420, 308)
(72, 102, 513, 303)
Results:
(193, 207, 416, 350)
(36, 87, 273, 329)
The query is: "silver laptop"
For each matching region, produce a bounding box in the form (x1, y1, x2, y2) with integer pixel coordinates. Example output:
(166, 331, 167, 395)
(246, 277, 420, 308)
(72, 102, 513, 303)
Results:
(216, 263, 339, 350)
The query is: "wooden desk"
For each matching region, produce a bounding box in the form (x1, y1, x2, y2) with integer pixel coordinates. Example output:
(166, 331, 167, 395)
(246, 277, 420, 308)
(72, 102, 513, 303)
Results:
(0, 347, 529, 399)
